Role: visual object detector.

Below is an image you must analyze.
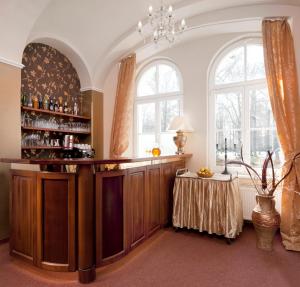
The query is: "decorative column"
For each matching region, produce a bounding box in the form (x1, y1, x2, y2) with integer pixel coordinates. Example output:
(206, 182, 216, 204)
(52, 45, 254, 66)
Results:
(77, 164, 96, 283)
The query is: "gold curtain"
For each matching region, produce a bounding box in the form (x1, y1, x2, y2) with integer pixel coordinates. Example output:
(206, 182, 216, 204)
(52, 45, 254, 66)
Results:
(262, 18, 300, 251)
(110, 54, 136, 158)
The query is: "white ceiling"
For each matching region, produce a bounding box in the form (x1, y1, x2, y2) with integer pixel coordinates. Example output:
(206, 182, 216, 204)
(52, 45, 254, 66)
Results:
(0, 0, 299, 89)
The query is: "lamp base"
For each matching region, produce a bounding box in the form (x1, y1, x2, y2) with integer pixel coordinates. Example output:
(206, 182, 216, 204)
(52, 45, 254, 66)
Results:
(173, 131, 187, 155)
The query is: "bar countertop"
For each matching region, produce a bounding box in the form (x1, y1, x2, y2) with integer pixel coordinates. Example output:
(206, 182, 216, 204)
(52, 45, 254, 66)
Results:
(0, 153, 192, 165)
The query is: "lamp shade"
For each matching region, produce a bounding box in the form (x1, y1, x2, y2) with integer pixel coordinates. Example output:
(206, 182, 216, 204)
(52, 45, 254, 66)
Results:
(168, 116, 194, 132)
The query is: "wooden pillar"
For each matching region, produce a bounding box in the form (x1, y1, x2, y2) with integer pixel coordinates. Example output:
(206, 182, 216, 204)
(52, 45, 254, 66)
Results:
(78, 164, 96, 283)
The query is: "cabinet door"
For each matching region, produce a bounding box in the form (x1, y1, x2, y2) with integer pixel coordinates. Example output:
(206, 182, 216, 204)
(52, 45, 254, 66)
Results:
(10, 170, 37, 264)
(36, 172, 76, 272)
(160, 163, 174, 226)
(146, 165, 161, 236)
(127, 167, 146, 249)
(95, 171, 126, 266)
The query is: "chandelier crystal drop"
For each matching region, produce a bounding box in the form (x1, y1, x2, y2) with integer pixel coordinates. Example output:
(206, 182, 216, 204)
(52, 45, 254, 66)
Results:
(137, 2, 187, 44)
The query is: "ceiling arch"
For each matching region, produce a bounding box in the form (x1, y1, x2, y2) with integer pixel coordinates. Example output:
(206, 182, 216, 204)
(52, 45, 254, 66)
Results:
(1, 0, 300, 89)
(27, 34, 92, 89)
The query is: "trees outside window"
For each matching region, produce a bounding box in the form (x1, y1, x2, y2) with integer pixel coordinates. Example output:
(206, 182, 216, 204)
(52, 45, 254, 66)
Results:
(209, 38, 282, 171)
(135, 60, 183, 156)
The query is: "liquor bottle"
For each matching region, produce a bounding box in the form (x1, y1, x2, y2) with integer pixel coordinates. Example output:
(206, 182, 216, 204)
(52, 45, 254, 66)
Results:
(43, 96, 49, 110)
(21, 93, 25, 106)
(38, 96, 43, 109)
(33, 96, 39, 109)
(27, 95, 33, 108)
(54, 101, 59, 112)
(74, 101, 79, 116)
(63, 102, 68, 113)
(59, 97, 63, 113)
(49, 98, 54, 111)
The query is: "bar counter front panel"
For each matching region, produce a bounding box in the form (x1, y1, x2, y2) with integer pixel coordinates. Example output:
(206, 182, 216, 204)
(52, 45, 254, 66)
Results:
(5, 155, 190, 283)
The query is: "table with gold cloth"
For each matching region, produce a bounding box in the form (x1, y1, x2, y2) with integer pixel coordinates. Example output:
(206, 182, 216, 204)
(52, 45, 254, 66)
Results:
(172, 172, 243, 239)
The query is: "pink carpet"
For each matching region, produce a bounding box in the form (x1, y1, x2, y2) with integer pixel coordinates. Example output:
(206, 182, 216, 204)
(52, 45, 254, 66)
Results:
(0, 225, 300, 287)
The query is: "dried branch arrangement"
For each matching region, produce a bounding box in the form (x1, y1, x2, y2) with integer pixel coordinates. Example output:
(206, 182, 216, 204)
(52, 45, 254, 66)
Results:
(227, 148, 300, 196)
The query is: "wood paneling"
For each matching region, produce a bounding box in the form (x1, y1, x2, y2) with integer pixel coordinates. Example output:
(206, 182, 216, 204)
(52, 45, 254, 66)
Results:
(10, 170, 36, 263)
(95, 171, 126, 266)
(128, 167, 146, 248)
(160, 163, 174, 226)
(147, 165, 161, 235)
(43, 179, 68, 264)
(36, 172, 75, 271)
(8, 157, 187, 284)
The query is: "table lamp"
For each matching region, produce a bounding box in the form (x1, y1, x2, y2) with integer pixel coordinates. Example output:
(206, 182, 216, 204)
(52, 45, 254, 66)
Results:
(168, 116, 194, 154)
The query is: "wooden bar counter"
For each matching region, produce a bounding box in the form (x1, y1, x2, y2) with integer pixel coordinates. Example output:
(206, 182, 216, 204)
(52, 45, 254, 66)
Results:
(1, 154, 191, 283)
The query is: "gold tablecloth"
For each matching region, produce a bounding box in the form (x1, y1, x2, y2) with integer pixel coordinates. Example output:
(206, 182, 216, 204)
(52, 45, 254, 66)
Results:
(173, 172, 243, 238)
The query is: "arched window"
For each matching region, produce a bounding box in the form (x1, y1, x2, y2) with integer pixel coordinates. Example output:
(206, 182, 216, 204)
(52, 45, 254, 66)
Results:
(135, 60, 183, 156)
(208, 38, 282, 171)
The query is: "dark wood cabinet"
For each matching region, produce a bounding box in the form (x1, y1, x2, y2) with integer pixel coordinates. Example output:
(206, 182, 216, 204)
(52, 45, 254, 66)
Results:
(95, 171, 126, 266)
(160, 163, 174, 226)
(127, 167, 147, 249)
(146, 165, 161, 236)
(36, 172, 76, 271)
(10, 170, 37, 264)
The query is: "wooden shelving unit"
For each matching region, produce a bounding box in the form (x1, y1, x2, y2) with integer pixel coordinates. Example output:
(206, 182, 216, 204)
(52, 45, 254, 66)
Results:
(21, 126, 91, 135)
(21, 106, 91, 121)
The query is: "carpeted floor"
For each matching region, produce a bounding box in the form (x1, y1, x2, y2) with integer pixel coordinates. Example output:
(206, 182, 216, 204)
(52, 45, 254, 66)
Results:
(0, 225, 300, 287)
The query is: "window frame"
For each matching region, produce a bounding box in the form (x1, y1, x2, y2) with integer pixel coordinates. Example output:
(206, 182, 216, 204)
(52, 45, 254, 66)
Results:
(208, 37, 279, 173)
(134, 59, 183, 156)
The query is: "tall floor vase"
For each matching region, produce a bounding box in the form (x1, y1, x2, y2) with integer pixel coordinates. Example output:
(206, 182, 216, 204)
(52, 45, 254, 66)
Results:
(252, 195, 281, 251)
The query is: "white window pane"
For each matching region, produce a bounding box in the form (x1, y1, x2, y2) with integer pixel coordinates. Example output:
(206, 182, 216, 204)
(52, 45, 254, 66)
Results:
(160, 133, 176, 155)
(250, 87, 274, 128)
(216, 92, 242, 130)
(250, 129, 283, 168)
(160, 99, 180, 132)
(216, 130, 242, 166)
(215, 47, 245, 85)
(158, 64, 180, 93)
(138, 134, 155, 156)
(137, 103, 155, 133)
(246, 45, 266, 80)
(137, 66, 156, 97)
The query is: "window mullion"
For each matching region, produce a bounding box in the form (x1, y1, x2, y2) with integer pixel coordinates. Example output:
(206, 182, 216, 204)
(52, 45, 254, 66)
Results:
(156, 99, 160, 147)
(244, 86, 251, 164)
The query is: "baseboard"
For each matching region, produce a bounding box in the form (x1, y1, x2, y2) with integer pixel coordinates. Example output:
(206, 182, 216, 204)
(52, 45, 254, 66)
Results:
(0, 237, 9, 245)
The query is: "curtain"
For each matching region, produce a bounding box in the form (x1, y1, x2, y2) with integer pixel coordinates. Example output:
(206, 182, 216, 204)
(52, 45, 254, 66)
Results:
(262, 18, 300, 251)
(110, 54, 136, 158)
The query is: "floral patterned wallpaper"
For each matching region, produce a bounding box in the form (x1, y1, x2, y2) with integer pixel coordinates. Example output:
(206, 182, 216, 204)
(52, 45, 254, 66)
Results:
(21, 43, 81, 100)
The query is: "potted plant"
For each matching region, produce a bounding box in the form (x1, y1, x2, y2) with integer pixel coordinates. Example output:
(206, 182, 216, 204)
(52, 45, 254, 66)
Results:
(227, 149, 299, 251)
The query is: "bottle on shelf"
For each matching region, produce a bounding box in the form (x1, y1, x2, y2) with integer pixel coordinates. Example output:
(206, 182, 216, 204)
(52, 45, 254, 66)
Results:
(74, 101, 79, 116)
(27, 95, 33, 108)
(43, 95, 49, 110)
(54, 100, 59, 112)
(33, 96, 39, 109)
(63, 102, 68, 113)
(21, 93, 26, 106)
(49, 98, 54, 111)
(38, 96, 43, 109)
(58, 96, 63, 113)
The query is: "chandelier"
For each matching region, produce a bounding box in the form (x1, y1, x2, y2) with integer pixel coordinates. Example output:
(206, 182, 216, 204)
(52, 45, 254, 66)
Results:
(137, 2, 187, 44)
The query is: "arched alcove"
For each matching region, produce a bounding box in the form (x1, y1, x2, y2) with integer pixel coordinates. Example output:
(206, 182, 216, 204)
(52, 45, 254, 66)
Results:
(26, 36, 92, 89)
(22, 42, 81, 99)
